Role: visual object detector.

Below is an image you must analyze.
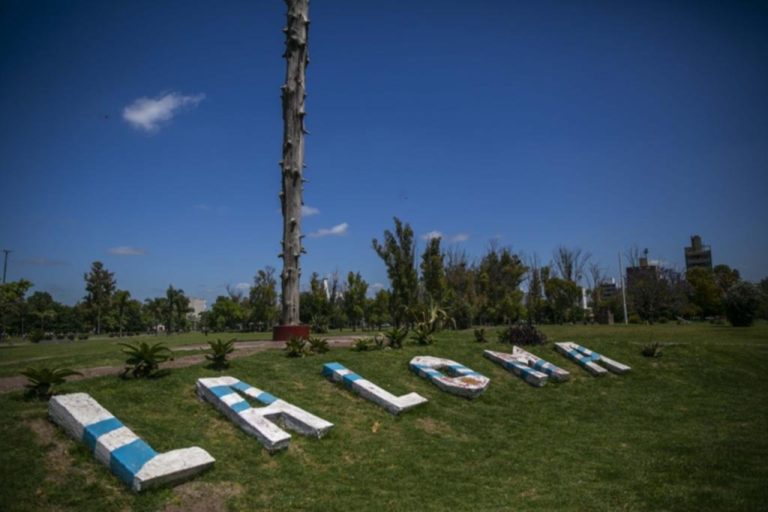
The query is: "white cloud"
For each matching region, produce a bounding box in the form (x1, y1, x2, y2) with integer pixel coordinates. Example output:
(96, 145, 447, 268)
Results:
(193, 204, 210, 211)
(108, 246, 147, 256)
(301, 205, 320, 216)
(422, 230, 443, 241)
(451, 233, 470, 242)
(309, 222, 348, 238)
(371, 282, 385, 290)
(123, 92, 205, 132)
(234, 282, 251, 290)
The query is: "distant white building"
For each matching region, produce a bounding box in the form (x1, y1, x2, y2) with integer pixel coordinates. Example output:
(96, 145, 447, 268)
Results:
(189, 298, 207, 316)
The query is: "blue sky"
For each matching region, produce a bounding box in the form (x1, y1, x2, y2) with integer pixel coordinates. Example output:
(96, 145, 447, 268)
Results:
(1, 0, 767, 305)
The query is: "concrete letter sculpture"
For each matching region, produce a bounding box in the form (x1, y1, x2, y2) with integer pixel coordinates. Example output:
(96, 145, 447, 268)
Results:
(484, 347, 570, 387)
(197, 376, 333, 453)
(554, 342, 631, 376)
(409, 356, 490, 399)
(49, 393, 214, 492)
(323, 362, 428, 415)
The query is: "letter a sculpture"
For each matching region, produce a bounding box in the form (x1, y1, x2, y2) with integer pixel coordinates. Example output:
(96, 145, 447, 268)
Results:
(197, 377, 333, 453)
(554, 342, 631, 376)
(484, 347, 570, 387)
(49, 393, 214, 491)
(323, 362, 428, 415)
(409, 356, 490, 399)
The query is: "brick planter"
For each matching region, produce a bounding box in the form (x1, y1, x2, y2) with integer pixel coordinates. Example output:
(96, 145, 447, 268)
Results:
(272, 324, 310, 341)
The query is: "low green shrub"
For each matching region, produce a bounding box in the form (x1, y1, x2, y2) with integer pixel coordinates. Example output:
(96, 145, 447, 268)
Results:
(77, 333, 89, 340)
(28, 330, 45, 343)
(119, 341, 172, 378)
(206, 338, 236, 369)
(497, 324, 547, 345)
(308, 336, 330, 354)
(20, 367, 82, 399)
(411, 322, 434, 345)
(384, 326, 408, 349)
(641, 342, 663, 358)
(352, 337, 371, 352)
(724, 282, 761, 327)
(285, 336, 309, 358)
(474, 328, 488, 343)
(66, 333, 75, 341)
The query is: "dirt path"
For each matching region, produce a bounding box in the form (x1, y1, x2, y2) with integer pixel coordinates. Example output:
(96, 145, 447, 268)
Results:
(0, 336, 360, 394)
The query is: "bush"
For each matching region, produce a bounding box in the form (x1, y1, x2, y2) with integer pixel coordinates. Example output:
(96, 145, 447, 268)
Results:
(206, 338, 236, 370)
(308, 336, 330, 354)
(44, 333, 54, 341)
(352, 337, 371, 352)
(66, 333, 75, 341)
(373, 333, 387, 350)
(28, 330, 45, 343)
(641, 342, 663, 358)
(384, 326, 408, 349)
(474, 328, 488, 343)
(724, 282, 761, 327)
(310, 315, 329, 334)
(20, 367, 82, 399)
(285, 336, 309, 358)
(77, 333, 89, 340)
(497, 324, 547, 345)
(55, 332, 65, 340)
(119, 342, 172, 378)
(411, 323, 434, 345)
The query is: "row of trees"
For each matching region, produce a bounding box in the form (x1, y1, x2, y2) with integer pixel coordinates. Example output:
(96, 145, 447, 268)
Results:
(2, 220, 767, 338)
(0, 262, 196, 337)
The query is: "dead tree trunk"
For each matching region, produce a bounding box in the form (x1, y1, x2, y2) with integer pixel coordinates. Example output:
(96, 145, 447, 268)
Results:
(279, 0, 309, 326)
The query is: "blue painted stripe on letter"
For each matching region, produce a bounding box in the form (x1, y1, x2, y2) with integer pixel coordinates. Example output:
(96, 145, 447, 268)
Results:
(209, 385, 236, 398)
(256, 391, 278, 405)
(342, 373, 362, 389)
(231, 381, 252, 393)
(230, 400, 251, 413)
(109, 439, 157, 486)
(82, 417, 123, 452)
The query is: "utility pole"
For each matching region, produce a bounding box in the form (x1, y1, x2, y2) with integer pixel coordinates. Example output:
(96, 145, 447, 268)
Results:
(2, 249, 10, 284)
(618, 251, 628, 325)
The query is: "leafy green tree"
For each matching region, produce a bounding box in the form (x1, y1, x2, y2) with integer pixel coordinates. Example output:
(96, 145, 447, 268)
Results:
(476, 245, 527, 324)
(372, 218, 419, 326)
(724, 282, 761, 327)
(143, 297, 167, 334)
(758, 277, 768, 320)
(343, 272, 368, 330)
(164, 285, 191, 334)
(714, 265, 741, 295)
(84, 261, 116, 335)
(249, 266, 279, 331)
(300, 272, 330, 325)
(210, 296, 245, 331)
(525, 262, 546, 324)
(544, 277, 580, 324)
(366, 288, 391, 329)
(0, 280, 33, 337)
(113, 290, 131, 337)
(27, 291, 56, 331)
(686, 268, 722, 317)
(420, 237, 447, 305)
(444, 249, 478, 329)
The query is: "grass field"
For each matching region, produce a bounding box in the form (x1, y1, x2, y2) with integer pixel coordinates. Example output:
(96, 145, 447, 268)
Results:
(1, 323, 767, 511)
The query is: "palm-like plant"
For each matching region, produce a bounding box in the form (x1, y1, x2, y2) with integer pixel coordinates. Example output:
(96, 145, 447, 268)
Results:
(119, 341, 172, 378)
(411, 322, 435, 345)
(20, 367, 82, 399)
(206, 338, 236, 369)
(384, 326, 409, 349)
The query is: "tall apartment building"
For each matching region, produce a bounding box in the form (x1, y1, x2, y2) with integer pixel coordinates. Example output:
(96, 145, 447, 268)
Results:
(684, 235, 712, 271)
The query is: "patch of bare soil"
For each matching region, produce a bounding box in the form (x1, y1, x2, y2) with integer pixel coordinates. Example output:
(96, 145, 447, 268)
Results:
(164, 481, 243, 512)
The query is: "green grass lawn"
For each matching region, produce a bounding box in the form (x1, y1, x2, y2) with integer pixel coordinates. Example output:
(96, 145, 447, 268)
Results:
(1, 323, 767, 511)
(0, 331, 278, 378)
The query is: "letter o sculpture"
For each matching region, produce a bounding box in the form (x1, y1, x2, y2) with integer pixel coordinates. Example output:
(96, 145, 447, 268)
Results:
(409, 356, 490, 399)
